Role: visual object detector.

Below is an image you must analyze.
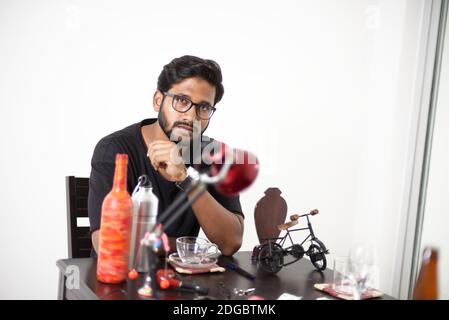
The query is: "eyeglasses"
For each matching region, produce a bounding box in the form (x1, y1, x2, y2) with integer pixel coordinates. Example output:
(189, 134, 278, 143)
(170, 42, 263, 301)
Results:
(163, 92, 216, 120)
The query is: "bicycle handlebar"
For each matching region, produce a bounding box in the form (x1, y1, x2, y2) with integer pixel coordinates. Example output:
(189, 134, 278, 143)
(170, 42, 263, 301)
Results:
(290, 209, 319, 220)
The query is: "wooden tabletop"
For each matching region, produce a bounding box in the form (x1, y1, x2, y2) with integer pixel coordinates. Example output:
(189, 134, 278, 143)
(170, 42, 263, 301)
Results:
(56, 251, 394, 300)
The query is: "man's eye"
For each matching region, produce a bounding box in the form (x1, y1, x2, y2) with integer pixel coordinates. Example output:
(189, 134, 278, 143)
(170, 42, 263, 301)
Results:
(199, 104, 211, 111)
(176, 97, 189, 106)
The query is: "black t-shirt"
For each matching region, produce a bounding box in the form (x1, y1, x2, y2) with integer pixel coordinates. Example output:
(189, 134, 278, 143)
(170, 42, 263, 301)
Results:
(88, 118, 244, 246)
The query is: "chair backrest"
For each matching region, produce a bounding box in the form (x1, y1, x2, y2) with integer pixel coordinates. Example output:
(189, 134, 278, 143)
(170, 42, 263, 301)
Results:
(65, 176, 92, 258)
(254, 187, 288, 244)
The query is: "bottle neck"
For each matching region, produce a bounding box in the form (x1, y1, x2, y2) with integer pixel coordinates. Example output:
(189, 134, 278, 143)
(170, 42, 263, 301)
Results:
(112, 158, 128, 192)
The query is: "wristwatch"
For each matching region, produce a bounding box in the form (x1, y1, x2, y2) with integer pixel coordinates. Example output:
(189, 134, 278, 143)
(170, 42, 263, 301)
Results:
(175, 167, 200, 192)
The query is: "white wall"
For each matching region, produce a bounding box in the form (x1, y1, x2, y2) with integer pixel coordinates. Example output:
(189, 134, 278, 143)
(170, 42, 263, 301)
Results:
(0, 0, 430, 299)
(420, 13, 449, 299)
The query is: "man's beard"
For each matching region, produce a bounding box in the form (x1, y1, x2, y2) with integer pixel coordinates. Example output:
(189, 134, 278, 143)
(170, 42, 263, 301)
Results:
(157, 106, 210, 166)
(157, 106, 208, 143)
(158, 108, 177, 140)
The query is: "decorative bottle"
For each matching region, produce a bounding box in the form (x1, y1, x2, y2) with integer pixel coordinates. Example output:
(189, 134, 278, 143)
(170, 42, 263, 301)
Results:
(97, 154, 133, 284)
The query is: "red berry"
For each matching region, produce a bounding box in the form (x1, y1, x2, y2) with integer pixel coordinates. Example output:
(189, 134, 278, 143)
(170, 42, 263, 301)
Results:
(128, 269, 138, 280)
(159, 279, 170, 289)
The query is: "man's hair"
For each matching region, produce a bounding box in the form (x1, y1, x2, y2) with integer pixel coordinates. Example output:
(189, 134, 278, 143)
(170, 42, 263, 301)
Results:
(157, 55, 224, 105)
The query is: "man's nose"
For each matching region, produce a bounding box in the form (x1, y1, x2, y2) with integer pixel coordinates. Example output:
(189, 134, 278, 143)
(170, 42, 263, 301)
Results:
(184, 105, 199, 121)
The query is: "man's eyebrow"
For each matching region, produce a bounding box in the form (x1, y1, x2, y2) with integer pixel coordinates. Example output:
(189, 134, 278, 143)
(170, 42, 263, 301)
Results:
(175, 93, 213, 106)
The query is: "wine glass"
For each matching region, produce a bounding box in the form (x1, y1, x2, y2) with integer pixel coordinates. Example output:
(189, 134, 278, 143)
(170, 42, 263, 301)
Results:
(348, 243, 379, 300)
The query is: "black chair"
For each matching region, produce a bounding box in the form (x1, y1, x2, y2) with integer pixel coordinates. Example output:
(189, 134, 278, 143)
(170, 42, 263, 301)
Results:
(65, 176, 92, 258)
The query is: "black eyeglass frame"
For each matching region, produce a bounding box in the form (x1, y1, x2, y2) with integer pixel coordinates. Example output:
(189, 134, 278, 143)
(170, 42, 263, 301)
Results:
(162, 91, 217, 120)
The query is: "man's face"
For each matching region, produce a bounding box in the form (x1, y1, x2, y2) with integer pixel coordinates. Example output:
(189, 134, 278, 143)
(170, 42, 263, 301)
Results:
(154, 77, 216, 142)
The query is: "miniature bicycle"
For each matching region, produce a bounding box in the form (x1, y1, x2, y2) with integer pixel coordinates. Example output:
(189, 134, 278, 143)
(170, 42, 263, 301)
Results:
(252, 209, 329, 273)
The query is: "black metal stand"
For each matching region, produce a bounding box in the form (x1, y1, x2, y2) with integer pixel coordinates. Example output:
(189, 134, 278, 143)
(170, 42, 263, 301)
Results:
(147, 247, 159, 299)
(142, 182, 207, 299)
(156, 183, 207, 231)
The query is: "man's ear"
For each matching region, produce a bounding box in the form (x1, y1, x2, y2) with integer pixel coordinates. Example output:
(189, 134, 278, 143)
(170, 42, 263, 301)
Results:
(153, 90, 163, 112)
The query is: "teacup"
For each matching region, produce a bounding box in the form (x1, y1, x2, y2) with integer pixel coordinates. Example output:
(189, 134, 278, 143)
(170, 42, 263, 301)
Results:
(176, 236, 219, 264)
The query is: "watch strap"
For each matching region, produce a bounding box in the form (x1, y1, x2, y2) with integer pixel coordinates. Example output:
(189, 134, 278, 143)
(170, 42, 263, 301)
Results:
(175, 167, 200, 191)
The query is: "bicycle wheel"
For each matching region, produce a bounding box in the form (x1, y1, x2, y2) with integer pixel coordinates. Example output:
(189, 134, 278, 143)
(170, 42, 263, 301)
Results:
(308, 243, 327, 271)
(258, 242, 284, 274)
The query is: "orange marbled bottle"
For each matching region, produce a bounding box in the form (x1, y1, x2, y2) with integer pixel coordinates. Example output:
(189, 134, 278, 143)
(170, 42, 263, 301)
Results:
(96, 154, 133, 284)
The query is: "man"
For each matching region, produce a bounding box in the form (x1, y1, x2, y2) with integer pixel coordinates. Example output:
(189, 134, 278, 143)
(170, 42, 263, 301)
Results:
(88, 55, 244, 256)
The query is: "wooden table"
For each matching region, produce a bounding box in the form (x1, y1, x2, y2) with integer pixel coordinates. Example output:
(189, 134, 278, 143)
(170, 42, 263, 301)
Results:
(56, 251, 394, 300)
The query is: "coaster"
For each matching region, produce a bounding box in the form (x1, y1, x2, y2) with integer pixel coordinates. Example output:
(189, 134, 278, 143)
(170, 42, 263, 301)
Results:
(314, 283, 384, 300)
(167, 253, 225, 274)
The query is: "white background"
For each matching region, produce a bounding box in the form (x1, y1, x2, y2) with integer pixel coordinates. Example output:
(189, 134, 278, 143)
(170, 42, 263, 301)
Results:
(0, 0, 436, 299)
(420, 12, 449, 300)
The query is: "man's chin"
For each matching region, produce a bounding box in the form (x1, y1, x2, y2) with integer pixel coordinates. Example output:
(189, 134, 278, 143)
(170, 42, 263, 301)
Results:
(170, 129, 193, 143)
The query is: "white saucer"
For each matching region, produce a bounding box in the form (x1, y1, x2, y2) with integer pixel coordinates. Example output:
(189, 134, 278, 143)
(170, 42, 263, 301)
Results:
(168, 252, 217, 269)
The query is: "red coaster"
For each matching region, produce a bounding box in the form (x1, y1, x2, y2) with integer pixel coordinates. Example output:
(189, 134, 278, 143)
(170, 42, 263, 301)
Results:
(166, 259, 226, 274)
(314, 283, 384, 300)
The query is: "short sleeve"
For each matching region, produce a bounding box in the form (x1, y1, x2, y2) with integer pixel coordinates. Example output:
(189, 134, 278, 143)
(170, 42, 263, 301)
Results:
(87, 138, 121, 235)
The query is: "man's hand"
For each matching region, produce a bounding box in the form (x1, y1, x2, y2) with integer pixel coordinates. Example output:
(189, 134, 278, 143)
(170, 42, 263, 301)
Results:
(92, 230, 99, 253)
(147, 141, 187, 182)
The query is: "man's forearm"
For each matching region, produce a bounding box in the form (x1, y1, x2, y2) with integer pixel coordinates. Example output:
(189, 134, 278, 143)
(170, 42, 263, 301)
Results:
(91, 230, 177, 256)
(90, 191, 242, 257)
(189, 190, 244, 256)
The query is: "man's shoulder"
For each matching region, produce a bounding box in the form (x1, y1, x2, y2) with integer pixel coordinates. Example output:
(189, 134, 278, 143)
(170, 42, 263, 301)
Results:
(101, 122, 138, 142)
(94, 123, 135, 150)
(92, 119, 154, 162)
